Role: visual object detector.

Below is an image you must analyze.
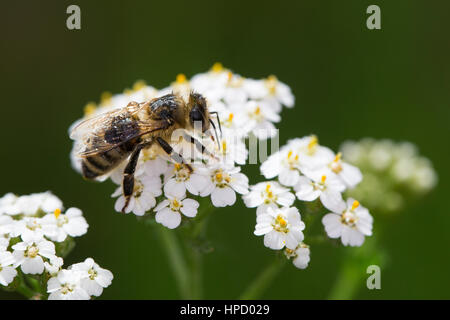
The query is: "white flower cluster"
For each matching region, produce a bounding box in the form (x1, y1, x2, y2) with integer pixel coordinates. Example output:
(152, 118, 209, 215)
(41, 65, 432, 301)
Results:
(341, 138, 438, 212)
(69, 63, 295, 229)
(245, 135, 373, 269)
(0, 192, 112, 300)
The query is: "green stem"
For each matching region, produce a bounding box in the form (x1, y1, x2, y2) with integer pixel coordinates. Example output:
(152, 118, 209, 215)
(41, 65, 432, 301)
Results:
(239, 257, 286, 300)
(16, 278, 36, 300)
(327, 235, 385, 300)
(187, 199, 215, 299)
(190, 248, 203, 299)
(156, 226, 191, 299)
(327, 256, 363, 300)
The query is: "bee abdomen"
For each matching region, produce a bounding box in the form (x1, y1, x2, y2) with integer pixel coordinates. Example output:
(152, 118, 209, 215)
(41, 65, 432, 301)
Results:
(81, 146, 129, 180)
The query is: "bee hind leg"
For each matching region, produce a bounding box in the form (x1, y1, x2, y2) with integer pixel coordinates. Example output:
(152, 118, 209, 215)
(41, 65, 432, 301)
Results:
(156, 137, 192, 173)
(122, 143, 146, 212)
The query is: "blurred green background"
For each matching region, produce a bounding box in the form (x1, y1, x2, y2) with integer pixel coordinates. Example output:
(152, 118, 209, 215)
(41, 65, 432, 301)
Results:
(1, 0, 449, 299)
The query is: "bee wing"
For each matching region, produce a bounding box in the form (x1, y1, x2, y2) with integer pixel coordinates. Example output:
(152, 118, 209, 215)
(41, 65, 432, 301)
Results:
(69, 104, 142, 140)
(70, 104, 169, 158)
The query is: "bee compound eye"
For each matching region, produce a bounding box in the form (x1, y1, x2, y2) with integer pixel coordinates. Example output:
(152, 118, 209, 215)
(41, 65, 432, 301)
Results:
(190, 109, 204, 124)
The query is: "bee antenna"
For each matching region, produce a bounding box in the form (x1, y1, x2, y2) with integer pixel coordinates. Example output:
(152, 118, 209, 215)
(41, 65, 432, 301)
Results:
(210, 112, 222, 138)
(209, 119, 221, 150)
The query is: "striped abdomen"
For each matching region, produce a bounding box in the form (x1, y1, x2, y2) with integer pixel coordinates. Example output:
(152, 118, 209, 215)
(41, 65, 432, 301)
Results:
(81, 141, 136, 180)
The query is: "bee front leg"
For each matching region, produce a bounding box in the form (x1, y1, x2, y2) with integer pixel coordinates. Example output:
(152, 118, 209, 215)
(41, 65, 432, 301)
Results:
(122, 143, 146, 212)
(156, 137, 193, 173)
(182, 133, 217, 160)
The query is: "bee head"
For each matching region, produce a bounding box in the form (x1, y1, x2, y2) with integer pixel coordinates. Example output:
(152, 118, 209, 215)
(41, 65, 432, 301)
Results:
(188, 92, 210, 133)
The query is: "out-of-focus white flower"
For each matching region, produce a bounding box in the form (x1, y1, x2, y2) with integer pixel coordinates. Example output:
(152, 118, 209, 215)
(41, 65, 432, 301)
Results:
(411, 163, 437, 192)
(15, 192, 63, 216)
(201, 165, 249, 207)
(254, 207, 305, 250)
(340, 138, 437, 213)
(285, 243, 310, 269)
(0, 215, 14, 238)
(44, 256, 64, 276)
(241, 101, 280, 139)
(0, 237, 9, 252)
(294, 172, 346, 212)
(42, 208, 89, 242)
(155, 193, 199, 229)
(244, 75, 294, 112)
(47, 269, 90, 300)
(0, 193, 21, 216)
(70, 258, 113, 297)
(12, 236, 56, 274)
(12, 217, 57, 242)
(112, 173, 162, 216)
(0, 251, 17, 286)
(322, 199, 373, 247)
(243, 181, 295, 215)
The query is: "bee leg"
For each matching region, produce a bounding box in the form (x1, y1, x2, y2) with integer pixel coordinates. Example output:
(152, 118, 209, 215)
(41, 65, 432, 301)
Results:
(156, 137, 193, 173)
(122, 143, 146, 212)
(182, 133, 216, 159)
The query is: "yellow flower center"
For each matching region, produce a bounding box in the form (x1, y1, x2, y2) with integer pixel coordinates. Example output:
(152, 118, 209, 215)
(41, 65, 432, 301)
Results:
(285, 150, 300, 169)
(351, 200, 360, 211)
(176, 73, 187, 83)
(170, 199, 182, 211)
(133, 180, 144, 198)
(263, 184, 278, 204)
(83, 102, 97, 116)
(307, 135, 318, 155)
(100, 91, 112, 105)
(133, 80, 147, 91)
(173, 164, 191, 182)
(212, 169, 231, 187)
(211, 62, 224, 73)
(26, 219, 40, 231)
(273, 214, 289, 233)
(227, 71, 233, 82)
(265, 75, 278, 95)
(88, 268, 98, 280)
(54, 208, 61, 219)
(25, 245, 39, 258)
(60, 283, 74, 295)
(330, 152, 343, 173)
(341, 210, 358, 227)
(249, 106, 264, 122)
(222, 141, 227, 153)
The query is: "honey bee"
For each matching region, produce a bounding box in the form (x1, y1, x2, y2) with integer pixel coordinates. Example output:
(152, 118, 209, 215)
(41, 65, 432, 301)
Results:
(70, 92, 220, 212)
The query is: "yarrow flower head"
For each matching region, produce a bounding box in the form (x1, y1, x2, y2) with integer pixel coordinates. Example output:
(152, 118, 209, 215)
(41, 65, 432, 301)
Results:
(340, 138, 438, 213)
(246, 133, 373, 269)
(68, 63, 295, 230)
(0, 192, 113, 299)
